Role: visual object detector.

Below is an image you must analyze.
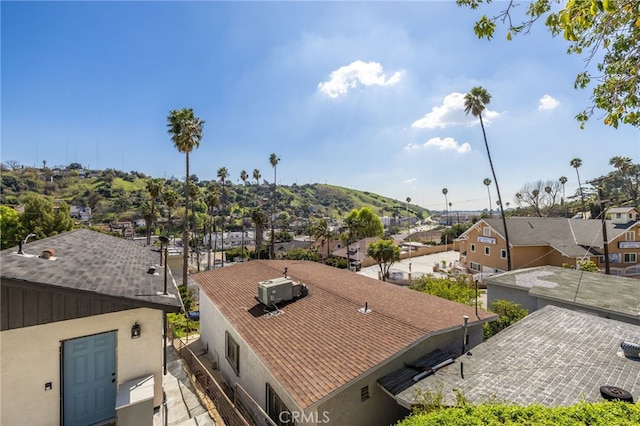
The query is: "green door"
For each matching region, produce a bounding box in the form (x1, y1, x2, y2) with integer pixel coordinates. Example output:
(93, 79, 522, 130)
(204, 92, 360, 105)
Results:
(63, 331, 116, 426)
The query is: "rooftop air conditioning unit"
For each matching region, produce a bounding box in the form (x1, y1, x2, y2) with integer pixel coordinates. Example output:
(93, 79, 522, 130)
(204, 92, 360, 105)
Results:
(257, 278, 293, 306)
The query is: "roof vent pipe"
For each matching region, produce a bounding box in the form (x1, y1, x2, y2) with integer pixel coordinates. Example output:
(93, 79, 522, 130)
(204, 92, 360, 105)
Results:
(17, 240, 23, 255)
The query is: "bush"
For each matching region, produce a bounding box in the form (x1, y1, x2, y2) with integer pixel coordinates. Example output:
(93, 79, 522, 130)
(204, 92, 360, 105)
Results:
(411, 275, 477, 306)
(483, 299, 528, 339)
(397, 400, 640, 426)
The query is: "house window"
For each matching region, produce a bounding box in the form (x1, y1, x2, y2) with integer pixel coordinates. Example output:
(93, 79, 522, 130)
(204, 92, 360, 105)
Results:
(629, 213, 634, 219)
(483, 227, 491, 237)
(469, 262, 480, 271)
(484, 246, 490, 256)
(616, 213, 622, 219)
(361, 385, 370, 402)
(225, 331, 240, 375)
(624, 253, 637, 263)
(266, 384, 293, 426)
(470, 244, 476, 252)
(500, 249, 507, 259)
(626, 231, 636, 241)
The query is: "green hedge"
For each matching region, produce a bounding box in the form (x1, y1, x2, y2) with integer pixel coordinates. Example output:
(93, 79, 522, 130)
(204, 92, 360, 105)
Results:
(397, 401, 640, 426)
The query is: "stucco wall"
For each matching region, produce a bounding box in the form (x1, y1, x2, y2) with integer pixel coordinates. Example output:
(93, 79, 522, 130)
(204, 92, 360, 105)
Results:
(0, 308, 164, 425)
(200, 289, 484, 426)
(487, 284, 537, 313)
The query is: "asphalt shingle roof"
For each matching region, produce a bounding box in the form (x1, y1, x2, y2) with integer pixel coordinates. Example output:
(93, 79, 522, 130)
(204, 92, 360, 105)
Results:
(193, 260, 496, 409)
(488, 266, 640, 321)
(397, 305, 640, 407)
(479, 218, 632, 257)
(1, 229, 182, 311)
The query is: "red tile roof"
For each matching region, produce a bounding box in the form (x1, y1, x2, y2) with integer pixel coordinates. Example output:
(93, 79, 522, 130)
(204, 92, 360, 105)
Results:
(193, 260, 495, 409)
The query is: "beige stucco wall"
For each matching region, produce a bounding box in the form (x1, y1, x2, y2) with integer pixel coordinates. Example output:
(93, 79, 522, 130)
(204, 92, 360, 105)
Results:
(0, 308, 164, 426)
(200, 289, 484, 425)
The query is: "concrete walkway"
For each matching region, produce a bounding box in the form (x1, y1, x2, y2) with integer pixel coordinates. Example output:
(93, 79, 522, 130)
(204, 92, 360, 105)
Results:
(153, 343, 216, 426)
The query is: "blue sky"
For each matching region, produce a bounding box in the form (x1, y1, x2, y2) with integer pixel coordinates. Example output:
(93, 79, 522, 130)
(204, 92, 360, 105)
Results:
(2, 1, 639, 211)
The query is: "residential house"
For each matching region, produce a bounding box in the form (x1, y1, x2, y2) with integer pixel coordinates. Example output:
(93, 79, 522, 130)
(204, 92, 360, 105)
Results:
(1, 229, 182, 426)
(396, 305, 640, 408)
(608, 206, 639, 225)
(485, 265, 640, 325)
(272, 239, 313, 259)
(69, 205, 92, 222)
(456, 217, 640, 280)
(193, 260, 496, 426)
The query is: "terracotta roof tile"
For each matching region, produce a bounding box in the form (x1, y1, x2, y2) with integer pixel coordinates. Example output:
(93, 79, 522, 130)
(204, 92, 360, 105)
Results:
(193, 260, 494, 409)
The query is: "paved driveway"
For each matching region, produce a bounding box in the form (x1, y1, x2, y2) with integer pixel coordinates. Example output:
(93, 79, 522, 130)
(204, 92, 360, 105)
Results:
(358, 250, 461, 280)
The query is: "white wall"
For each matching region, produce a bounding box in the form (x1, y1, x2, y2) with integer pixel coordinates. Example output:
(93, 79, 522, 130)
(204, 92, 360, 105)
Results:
(0, 308, 164, 426)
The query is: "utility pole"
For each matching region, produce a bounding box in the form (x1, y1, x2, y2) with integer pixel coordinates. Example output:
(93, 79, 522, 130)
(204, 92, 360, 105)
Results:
(598, 186, 611, 275)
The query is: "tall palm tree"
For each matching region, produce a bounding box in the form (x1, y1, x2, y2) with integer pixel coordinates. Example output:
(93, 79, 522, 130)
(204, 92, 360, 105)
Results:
(483, 178, 492, 217)
(217, 167, 229, 261)
(269, 153, 280, 259)
(145, 178, 164, 245)
(251, 207, 267, 259)
(441, 188, 449, 226)
(570, 158, 585, 216)
(167, 107, 205, 288)
(559, 176, 568, 217)
(253, 168, 261, 186)
(240, 170, 249, 258)
(204, 182, 220, 270)
(464, 86, 511, 270)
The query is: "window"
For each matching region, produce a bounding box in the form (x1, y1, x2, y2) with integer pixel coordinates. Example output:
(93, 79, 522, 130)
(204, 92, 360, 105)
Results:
(624, 253, 637, 263)
(483, 227, 491, 237)
(470, 244, 476, 252)
(225, 331, 240, 375)
(267, 384, 293, 426)
(360, 385, 370, 402)
(500, 249, 507, 259)
(626, 231, 636, 241)
(616, 213, 622, 219)
(629, 213, 634, 219)
(484, 246, 490, 256)
(469, 262, 480, 271)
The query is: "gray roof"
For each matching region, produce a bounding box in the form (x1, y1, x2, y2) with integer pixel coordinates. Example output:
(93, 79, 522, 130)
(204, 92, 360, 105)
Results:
(397, 305, 640, 408)
(487, 266, 640, 320)
(476, 218, 633, 257)
(1, 229, 181, 311)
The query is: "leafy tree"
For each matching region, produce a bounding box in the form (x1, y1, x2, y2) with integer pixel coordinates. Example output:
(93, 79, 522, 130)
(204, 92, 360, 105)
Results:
(410, 275, 477, 306)
(167, 107, 205, 288)
(0, 205, 23, 249)
(284, 247, 320, 261)
(312, 218, 335, 262)
(464, 87, 512, 270)
(457, 0, 640, 128)
(440, 223, 471, 245)
(483, 299, 528, 339)
(20, 193, 74, 239)
(366, 238, 400, 281)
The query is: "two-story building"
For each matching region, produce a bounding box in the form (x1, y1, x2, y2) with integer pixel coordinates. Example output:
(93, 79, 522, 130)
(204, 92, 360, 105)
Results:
(456, 215, 640, 280)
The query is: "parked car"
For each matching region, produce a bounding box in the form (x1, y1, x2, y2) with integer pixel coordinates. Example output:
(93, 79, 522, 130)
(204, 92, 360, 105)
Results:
(186, 311, 200, 321)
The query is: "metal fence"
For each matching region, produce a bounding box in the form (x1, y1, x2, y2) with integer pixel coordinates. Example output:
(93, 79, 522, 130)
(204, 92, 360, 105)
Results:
(172, 337, 276, 426)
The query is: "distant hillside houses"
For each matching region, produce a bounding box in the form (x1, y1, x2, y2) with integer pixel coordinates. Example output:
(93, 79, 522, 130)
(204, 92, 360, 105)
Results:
(69, 205, 91, 222)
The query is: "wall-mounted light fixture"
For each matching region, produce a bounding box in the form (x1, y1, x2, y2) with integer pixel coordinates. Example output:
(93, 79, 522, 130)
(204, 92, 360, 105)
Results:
(131, 322, 141, 339)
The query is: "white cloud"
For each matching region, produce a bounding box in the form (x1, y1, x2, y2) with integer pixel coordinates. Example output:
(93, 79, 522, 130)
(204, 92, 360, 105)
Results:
(538, 94, 559, 111)
(412, 92, 501, 129)
(403, 178, 417, 184)
(404, 137, 471, 154)
(318, 60, 403, 98)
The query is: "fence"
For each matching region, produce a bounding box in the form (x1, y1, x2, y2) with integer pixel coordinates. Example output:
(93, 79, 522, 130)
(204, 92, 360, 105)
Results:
(172, 336, 276, 426)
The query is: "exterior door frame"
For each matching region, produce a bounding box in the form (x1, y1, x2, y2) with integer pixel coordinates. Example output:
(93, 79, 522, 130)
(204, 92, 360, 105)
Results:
(61, 330, 117, 426)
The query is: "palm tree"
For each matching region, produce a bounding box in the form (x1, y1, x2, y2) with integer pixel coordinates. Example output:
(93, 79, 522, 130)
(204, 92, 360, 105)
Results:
(217, 167, 229, 261)
(441, 188, 449, 226)
(464, 86, 511, 270)
(312, 218, 334, 263)
(253, 168, 261, 186)
(204, 182, 220, 270)
(483, 178, 492, 217)
(559, 176, 568, 217)
(240, 170, 249, 258)
(570, 158, 585, 216)
(251, 207, 267, 259)
(145, 178, 164, 245)
(162, 188, 178, 232)
(269, 153, 280, 259)
(167, 107, 205, 288)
